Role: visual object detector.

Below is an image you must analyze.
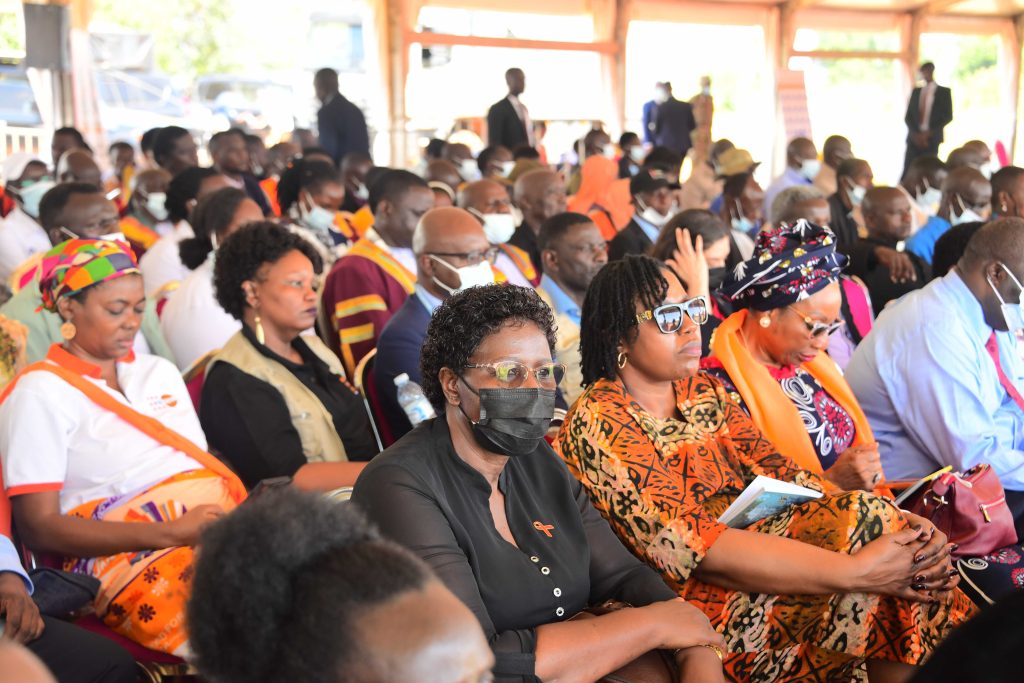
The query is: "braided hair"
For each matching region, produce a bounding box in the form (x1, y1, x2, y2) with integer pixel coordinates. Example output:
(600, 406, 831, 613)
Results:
(580, 254, 672, 386)
(276, 158, 343, 215)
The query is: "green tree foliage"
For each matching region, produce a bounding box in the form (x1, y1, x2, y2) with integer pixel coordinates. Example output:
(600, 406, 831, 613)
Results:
(0, 10, 24, 55)
(93, 0, 240, 78)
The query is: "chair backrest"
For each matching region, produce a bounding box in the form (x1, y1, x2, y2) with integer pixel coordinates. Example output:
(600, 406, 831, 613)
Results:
(353, 348, 390, 451)
(182, 348, 218, 413)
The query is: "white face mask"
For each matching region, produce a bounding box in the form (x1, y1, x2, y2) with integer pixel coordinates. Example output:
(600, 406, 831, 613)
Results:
(300, 192, 337, 236)
(801, 158, 822, 181)
(143, 191, 169, 221)
(459, 159, 481, 181)
(653, 88, 669, 104)
(952, 194, 984, 226)
(602, 144, 617, 159)
(637, 197, 673, 228)
(429, 256, 495, 294)
(846, 180, 866, 207)
(16, 179, 55, 218)
(916, 183, 943, 216)
(980, 162, 994, 180)
(354, 182, 370, 202)
(988, 263, 1024, 335)
(470, 210, 516, 244)
(499, 160, 516, 177)
(59, 227, 127, 244)
(629, 146, 645, 163)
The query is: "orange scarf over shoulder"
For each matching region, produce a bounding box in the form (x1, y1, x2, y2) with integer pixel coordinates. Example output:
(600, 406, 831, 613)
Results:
(708, 309, 875, 475)
(0, 349, 246, 535)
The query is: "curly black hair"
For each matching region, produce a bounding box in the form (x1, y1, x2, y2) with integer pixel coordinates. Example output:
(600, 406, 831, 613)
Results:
(179, 187, 250, 270)
(187, 488, 432, 683)
(213, 221, 324, 321)
(580, 254, 672, 386)
(420, 284, 557, 411)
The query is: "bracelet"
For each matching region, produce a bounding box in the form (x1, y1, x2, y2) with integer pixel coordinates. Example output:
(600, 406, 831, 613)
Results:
(701, 644, 724, 661)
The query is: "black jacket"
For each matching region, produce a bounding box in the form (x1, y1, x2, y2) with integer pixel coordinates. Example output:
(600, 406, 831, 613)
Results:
(905, 84, 953, 146)
(487, 97, 530, 150)
(317, 93, 371, 165)
(608, 219, 655, 261)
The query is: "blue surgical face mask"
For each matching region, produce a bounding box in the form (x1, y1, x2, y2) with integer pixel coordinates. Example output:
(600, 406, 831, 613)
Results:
(732, 199, 755, 234)
(801, 158, 822, 181)
(15, 179, 55, 218)
(300, 192, 337, 237)
(846, 179, 866, 207)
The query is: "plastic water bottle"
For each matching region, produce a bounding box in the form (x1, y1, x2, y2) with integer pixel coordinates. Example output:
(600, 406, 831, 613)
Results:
(395, 373, 436, 426)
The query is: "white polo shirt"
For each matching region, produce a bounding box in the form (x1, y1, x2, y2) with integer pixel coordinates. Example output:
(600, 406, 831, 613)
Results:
(0, 346, 205, 514)
(159, 256, 240, 371)
(0, 207, 51, 284)
(139, 220, 194, 297)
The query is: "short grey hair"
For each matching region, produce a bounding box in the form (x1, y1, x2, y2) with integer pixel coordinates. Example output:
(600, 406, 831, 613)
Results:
(771, 185, 827, 224)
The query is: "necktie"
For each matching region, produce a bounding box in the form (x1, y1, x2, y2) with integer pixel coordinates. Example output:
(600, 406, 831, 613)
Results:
(986, 331, 1024, 411)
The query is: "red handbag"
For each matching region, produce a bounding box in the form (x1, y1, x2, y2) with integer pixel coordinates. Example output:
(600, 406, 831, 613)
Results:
(904, 464, 1018, 558)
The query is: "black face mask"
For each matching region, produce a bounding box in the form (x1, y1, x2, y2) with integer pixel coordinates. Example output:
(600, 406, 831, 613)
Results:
(459, 380, 556, 457)
(707, 266, 727, 292)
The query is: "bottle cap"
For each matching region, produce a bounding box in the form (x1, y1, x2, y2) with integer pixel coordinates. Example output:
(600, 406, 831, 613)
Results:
(394, 373, 410, 386)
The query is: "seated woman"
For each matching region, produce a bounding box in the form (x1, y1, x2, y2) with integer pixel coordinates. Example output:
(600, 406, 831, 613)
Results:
(353, 284, 726, 683)
(159, 187, 264, 370)
(188, 487, 495, 683)
(201, 222, 379, 491)
(0, 239, 246, 655)
(650, 209, 734, 356)
(557, 254, 973, 683)
(277, 158, 356, 266)
(702, 220, 883, 491)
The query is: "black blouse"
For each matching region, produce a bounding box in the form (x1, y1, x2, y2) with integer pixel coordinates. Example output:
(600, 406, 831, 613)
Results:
(200, 325, 378, 488)
(351, 417, 675, 682)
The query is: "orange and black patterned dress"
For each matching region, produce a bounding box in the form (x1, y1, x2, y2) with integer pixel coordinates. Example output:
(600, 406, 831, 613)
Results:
(556, 374, 974, 682)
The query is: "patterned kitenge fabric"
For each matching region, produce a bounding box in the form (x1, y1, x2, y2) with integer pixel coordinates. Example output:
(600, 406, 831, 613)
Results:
(38, 238, 139, 312)
(556, 375, 974, 682)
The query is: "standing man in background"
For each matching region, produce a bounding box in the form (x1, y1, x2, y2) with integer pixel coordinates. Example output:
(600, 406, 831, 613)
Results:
(314, 68, 370, 166)
(642, 82, 663, 146)
(903, 62, 953, 177)
(487, 68, 533, 150)
(652, 82, 697, 159)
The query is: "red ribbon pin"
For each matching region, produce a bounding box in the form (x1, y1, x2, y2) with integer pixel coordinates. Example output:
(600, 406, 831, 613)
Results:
(533, 521, 554, 537)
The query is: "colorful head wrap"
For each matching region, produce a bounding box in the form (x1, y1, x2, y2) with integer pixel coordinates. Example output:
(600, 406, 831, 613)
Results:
(720, 219, 847, 311)
(38, 239, 140, 312)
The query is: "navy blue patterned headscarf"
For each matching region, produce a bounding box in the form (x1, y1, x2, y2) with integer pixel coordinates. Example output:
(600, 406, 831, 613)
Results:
(720, 219, 847, 311)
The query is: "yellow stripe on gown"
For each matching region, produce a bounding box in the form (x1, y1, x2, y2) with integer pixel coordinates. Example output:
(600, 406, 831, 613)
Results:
(64, 469, 239, 655)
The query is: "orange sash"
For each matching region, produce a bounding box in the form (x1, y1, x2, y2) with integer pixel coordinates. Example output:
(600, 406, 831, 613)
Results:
(348, 238, 416, 294)
(0, 351, 246, 535)
(708, 310, 876, 476)
(498, 243, 539, 286)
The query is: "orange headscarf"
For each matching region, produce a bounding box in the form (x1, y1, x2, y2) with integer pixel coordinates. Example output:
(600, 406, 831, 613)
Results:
(708, 309, 878, 478)
(567, 157, 633, 239)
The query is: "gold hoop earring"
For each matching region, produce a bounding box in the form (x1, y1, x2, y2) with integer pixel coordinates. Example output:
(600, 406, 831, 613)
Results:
(60, 321, 77, 341)
(616, 351, 628, 369)
(254, 314, 266, 345)
(759, 315, 771, 328)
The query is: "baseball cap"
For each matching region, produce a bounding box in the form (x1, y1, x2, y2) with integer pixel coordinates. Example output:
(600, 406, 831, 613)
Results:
(630, 166, 680, 195)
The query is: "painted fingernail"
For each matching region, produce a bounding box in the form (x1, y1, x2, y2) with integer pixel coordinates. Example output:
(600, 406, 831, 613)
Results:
(950, 543, 959, 551)
(914, 555, 924, 563)
(914, 574, 925, 582)
(948, 569, 958, 576)
(912, 583, 925, 591)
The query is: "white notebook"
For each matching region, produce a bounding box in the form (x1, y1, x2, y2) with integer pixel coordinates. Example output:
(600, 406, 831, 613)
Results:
(718, 475, 823, 529)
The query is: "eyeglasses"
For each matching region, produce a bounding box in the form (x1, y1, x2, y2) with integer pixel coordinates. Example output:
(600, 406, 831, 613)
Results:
(428, 246, 500, 266)
(787, 306, 845, 337)
(59, 215, 122, 239)
(464, 361, 565, 388)
(636, 295, 710, 333)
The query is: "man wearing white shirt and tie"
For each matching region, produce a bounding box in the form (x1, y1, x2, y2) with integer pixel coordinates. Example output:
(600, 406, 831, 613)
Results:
(487, 68, 533, 150)
(903, 62, 953, 177)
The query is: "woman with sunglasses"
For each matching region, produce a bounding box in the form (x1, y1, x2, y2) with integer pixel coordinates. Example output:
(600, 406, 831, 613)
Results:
(557, 254, 972, 682)
(353, 284, 726, 683)
(701, 220, 885, 493)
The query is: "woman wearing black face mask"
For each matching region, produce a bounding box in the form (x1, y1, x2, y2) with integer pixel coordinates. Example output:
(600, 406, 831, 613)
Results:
(352, 284, 725, 683)
(650, 209, 733, 356)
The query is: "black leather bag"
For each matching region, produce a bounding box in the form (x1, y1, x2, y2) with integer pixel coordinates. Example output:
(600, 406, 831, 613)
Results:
(28, 568, 99, 618)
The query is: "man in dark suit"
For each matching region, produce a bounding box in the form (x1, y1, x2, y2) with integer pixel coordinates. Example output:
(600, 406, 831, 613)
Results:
(486, 68, 532, 150)
(373, 207, 493, 440)
(641, 82, 664, 145)
(652, 82, 697, 159)
(903, 62, 953, 177)
(608, 167, 679, 261)
(208, 129, 273, 215)
(314, 68, 371, 166)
